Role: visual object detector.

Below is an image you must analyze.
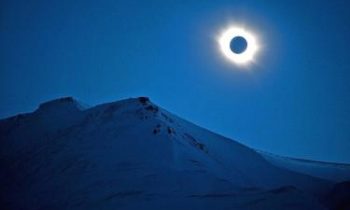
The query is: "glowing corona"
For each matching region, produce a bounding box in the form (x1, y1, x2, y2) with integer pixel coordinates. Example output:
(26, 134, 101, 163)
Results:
(218, 27, 258, 65)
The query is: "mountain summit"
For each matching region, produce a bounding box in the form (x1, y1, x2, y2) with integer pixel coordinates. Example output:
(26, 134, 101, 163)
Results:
(0, 97, 348, 210)
(36, 97, 87, 112)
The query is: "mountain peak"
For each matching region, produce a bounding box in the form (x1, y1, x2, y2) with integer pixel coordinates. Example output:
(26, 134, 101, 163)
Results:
(36, 96, 86, 113)
(137, 96, 150, 104)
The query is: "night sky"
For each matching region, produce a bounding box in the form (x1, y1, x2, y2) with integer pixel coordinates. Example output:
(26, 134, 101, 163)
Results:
(1, 0, 350, 163)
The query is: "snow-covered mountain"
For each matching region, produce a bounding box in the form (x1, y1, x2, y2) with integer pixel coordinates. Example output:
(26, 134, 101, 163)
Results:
(0, 97, 348, 210)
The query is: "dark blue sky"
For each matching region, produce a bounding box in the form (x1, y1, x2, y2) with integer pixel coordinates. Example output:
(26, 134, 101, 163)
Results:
(1, 0, 350, 163)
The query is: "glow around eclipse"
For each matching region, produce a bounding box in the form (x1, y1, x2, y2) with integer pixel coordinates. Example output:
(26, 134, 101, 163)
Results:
(218, 27, 259, 65)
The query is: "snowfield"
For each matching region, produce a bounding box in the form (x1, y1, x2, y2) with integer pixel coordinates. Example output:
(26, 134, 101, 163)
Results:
(0, 97, 349, 210)
(258, 151, 350, 183)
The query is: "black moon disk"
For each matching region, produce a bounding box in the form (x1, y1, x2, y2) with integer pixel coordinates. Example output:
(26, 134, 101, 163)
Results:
(230, 36, 248, 54)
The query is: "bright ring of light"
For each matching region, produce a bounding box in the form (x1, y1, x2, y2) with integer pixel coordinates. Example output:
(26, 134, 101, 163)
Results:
(218, 27, 258, 65)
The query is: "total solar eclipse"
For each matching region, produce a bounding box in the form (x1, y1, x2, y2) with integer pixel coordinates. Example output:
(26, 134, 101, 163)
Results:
(230, 36, 248, 54)
(218, 27, 258, 65)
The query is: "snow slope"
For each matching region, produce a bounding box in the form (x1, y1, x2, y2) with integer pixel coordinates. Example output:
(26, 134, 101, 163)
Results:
(258, 151, 350, 183)
(0, 97, 344, 210)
